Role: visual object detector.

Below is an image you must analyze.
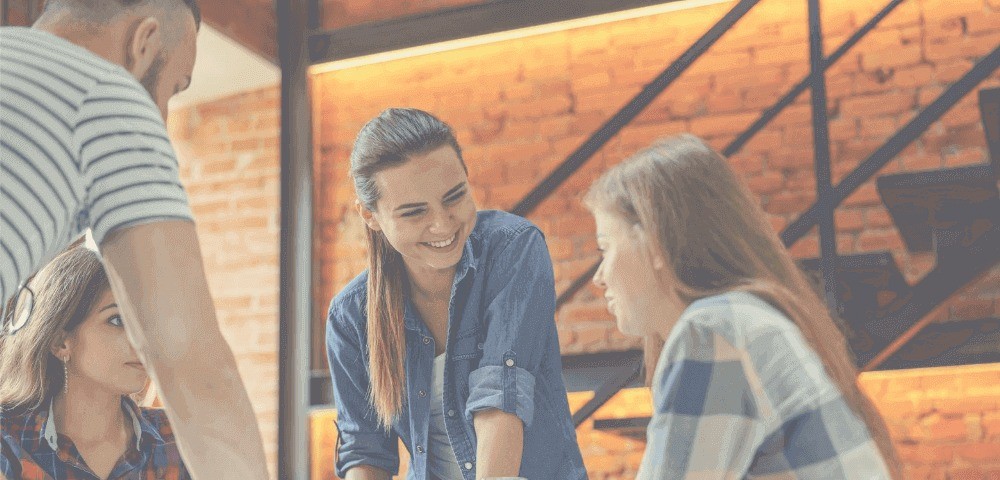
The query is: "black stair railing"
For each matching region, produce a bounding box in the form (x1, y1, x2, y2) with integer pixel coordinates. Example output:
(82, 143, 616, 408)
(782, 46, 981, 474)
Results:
(518, 0, 1000, 427)
(531, 0, 915, 310)
(863, 225, 1000, 369)
(510, 0, 761, 217)
(722, 0, 906, 157)
(780, 46, 1000, 246)
(550, 33, 1000, 315)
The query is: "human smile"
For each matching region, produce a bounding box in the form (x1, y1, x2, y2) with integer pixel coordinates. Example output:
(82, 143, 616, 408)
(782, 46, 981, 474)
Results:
(422, 233, 457, 249)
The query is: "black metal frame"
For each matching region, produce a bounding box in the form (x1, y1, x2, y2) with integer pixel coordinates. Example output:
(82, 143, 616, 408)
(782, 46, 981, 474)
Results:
(508, 0, 1000, 425)
(807, 0, 838, 313)
(551, 8, 1000, 312)
(308, 0, 694, 65)
(277, 0, 312, 478)
(549, 0, 911, 308)
(510, 0, 761, 216)
(780, 46, 1000, 246)
(572, 360, 643, 427)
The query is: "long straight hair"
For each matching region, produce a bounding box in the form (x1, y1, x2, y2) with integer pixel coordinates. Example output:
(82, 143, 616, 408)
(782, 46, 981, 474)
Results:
(349, 108, 465, 428)
(584, 134, 900, 475)
(0, 246, 109, 410)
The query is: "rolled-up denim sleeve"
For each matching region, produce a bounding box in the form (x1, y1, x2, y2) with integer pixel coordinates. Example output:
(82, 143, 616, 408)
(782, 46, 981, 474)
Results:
(326, 295, 399, 478)
(464, 226, 555, 428)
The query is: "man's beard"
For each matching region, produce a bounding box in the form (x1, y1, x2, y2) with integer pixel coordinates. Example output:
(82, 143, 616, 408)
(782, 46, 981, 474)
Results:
(140, 52, 166, 102)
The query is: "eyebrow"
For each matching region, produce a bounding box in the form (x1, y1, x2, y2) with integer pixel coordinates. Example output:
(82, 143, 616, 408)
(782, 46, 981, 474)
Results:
(394, 182, 467, 212)
(99, 303, 118, 313)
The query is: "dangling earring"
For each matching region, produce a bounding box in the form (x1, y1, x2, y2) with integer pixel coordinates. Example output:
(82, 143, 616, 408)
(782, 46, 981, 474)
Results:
(62, 356, 70, 396)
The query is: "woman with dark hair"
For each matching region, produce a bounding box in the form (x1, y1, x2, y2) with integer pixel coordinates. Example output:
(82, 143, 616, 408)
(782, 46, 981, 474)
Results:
(585, 134, 899, 479)
(326, 108, 586, 480)
(0, 246, 190, 479)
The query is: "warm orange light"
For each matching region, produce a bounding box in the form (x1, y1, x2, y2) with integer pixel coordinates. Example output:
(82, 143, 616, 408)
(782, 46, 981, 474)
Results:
(308, 0, 733, 75)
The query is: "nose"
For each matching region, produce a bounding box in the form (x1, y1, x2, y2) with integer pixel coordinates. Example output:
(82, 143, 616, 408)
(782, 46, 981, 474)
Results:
(592, 260, 606, 289)
(428, 207, 454, 234)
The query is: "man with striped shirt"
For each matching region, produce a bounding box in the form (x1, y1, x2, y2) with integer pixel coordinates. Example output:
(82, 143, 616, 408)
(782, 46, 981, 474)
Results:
(1, 1, 267, 478)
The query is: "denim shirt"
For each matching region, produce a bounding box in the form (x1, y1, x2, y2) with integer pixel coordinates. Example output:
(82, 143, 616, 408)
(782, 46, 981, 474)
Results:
(326, 210, 587, 480)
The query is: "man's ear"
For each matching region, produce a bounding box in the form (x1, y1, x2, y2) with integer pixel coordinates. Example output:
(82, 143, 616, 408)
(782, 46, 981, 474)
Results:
(125, 16, 163, 78)
(356, 200, 382, 232)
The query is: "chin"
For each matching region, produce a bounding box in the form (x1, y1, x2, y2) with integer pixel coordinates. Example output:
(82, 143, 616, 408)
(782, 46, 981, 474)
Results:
(615, 315, 642, 337)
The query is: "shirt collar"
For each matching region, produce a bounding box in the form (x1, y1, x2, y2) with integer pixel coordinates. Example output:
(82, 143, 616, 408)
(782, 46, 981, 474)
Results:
(40, 396, 159, 452)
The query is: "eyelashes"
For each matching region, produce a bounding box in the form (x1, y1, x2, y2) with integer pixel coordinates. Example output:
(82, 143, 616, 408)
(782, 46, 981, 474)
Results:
(400, 189, 467, 217)
(444, 189, 467, 205)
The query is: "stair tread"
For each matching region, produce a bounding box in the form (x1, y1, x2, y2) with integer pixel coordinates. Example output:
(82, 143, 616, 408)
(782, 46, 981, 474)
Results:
(876, 164, 1000, 252)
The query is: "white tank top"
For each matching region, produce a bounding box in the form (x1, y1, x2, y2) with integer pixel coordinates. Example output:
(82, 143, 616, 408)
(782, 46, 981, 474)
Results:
(427, 353, 465, 480)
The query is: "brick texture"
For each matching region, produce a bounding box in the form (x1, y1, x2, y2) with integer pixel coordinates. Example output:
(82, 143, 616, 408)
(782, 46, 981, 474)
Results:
(168, 87, 281, 479)
(165, 0, 1000, 478)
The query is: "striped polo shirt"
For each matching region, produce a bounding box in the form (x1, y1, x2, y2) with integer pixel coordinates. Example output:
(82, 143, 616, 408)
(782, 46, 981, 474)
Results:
(0, 27, 193, 305)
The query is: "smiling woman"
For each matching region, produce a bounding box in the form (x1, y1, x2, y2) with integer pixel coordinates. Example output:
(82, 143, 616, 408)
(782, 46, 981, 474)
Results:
(325, 108, 586, 480)
(0, 246, 190, 480)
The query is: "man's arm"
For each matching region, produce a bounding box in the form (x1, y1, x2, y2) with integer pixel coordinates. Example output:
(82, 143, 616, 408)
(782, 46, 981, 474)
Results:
(474, 409, 524, 479)
(100, 220, 268, 479)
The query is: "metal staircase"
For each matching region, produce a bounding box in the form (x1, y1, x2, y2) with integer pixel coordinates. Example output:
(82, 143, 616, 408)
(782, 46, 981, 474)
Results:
(487, 0, 1000, 434)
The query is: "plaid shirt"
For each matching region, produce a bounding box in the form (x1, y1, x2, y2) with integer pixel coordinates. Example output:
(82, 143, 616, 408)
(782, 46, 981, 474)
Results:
(0, 396, 189, 480)
(639, 291, 891, 479)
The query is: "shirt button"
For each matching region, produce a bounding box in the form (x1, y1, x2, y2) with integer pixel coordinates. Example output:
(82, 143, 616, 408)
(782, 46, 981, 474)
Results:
(422, 337, 431, 345)
(505, 358, 515, 367)
(447, 409, 455, 417)
(417, 445, 424, 454)
(464, 462, 474, 470)
(477, 343, 484, 350)
(418, 390, 426, 397)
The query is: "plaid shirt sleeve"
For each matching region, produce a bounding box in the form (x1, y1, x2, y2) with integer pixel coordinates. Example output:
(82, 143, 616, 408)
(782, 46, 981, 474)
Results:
(637, 293, 891, 479)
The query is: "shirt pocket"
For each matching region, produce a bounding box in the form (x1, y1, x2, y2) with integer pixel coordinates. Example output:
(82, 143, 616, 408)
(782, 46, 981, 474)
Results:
(450, 326, 484, 361)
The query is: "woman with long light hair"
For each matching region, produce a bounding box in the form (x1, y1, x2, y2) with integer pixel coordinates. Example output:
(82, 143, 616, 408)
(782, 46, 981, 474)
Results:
(0, 246, 189, 479)
(585, 134, 899, 478)
(325, 108, 585, 480)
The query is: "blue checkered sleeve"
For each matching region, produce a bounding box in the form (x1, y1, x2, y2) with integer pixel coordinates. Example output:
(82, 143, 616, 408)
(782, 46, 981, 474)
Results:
(637, 292, 891, 479)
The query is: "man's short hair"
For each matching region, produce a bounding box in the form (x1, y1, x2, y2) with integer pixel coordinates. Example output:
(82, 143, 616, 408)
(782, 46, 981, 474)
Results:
(126, 0, 200, 27)
(46, 0, 201, 28)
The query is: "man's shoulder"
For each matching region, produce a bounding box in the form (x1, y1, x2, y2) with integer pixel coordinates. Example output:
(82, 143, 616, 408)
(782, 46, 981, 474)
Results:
(1, 27, 132, 81)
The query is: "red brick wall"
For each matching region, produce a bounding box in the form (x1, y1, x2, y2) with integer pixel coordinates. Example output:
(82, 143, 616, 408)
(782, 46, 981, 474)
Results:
(168, 88, 282, 478)
(861, 365, 1000, 479)
(165, 0, 1000, 478)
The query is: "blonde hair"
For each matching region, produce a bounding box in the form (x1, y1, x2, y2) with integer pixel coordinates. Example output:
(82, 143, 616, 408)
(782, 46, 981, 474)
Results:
(0, 246, 110, 410)
(585, 134, 900, 476)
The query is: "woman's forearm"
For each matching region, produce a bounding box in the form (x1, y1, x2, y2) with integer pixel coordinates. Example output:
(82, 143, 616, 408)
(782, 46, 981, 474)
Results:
(473, 409, 524, 479)
(345, 465, 392, 480)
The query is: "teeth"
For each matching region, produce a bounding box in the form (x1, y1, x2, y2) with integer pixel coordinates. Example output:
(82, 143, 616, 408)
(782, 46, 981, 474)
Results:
(425, 234, 456, 248)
